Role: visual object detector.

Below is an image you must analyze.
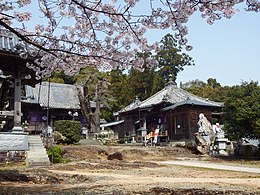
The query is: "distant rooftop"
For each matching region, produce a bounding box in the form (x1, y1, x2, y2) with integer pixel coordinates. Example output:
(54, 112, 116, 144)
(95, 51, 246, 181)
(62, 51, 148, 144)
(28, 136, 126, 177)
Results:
(23, 82, 96, 109)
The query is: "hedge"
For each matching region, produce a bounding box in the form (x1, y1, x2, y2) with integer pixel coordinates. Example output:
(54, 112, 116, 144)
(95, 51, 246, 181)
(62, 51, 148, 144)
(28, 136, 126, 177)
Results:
(54, 120, 81, 144)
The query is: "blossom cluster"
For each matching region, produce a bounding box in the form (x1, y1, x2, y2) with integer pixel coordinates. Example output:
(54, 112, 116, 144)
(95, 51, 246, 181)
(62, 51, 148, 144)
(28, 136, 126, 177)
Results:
(0, 0, 257, 78)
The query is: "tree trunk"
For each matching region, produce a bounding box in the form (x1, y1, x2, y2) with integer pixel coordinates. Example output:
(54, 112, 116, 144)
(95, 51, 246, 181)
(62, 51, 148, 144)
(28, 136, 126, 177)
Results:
(92, 81, 102, 133)
(77, 81, 102, 134)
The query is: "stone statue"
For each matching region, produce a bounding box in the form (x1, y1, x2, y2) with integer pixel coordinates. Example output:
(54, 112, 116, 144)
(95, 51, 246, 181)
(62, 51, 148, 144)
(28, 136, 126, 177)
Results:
(197, 113, 212, 135)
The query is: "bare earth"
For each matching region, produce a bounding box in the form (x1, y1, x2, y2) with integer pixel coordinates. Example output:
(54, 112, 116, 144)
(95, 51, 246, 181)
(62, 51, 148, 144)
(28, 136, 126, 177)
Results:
(1, 145, 260, 194)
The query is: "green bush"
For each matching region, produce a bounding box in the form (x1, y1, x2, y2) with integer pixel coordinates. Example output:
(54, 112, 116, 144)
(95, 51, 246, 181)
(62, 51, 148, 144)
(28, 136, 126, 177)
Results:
(47, 146, 63, 163)
(54, 120, 81, 144)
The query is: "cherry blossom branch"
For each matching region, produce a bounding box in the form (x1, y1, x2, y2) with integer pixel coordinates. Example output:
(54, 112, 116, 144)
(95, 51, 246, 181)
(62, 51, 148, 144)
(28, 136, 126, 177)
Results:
(71, 0, 143, 42)
(0, 20, 58, 57)
(0, 0, 258, 79)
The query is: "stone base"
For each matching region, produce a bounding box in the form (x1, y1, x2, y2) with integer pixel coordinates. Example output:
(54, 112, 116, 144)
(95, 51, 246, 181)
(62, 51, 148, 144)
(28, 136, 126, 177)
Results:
(0, 133, 29, 151)
(12, 126, 24, 134)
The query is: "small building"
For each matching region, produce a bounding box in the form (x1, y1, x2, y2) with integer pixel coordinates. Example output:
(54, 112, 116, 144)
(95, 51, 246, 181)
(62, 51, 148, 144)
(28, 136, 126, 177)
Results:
(116, 81, 223, 141)
(22, 82, 96, 134)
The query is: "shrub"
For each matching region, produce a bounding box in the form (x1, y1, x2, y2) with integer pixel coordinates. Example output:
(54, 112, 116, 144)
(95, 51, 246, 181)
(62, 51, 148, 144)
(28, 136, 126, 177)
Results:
(54, 120, 81, 144)
(47, 146, 63, 163)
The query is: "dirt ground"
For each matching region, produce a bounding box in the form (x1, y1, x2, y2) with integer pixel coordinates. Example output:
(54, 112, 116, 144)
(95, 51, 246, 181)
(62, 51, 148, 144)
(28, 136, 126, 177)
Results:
(0, 145, 260, 194)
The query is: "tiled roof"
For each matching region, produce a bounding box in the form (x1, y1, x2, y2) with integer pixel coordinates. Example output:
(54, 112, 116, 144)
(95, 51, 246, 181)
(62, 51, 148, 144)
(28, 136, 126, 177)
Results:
(162, 99, 222, 111)
(115, 96, 141, 115)
(23, 82, 96, 109)
(118, 83, 223, 113)
(100, 120, 124, 128)
(0, 29, 22, 52)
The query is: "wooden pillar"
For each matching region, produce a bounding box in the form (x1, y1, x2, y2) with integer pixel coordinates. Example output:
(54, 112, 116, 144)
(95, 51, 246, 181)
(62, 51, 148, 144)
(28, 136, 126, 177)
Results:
(13, 77, 22, 126)
(187, 112, 191, 139)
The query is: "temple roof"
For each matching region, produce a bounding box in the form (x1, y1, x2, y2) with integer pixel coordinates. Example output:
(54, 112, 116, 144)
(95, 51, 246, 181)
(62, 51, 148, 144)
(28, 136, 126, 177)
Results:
(23, 82, 96, 109)
(162, 99, 222, 111)
(0, 29, 38, 86)
(118, 83, 223, 114)
(0, 29, 21, 52)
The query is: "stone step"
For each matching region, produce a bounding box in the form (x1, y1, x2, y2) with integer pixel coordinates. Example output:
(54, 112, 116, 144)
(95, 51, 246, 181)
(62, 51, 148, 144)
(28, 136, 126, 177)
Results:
(28, 139, 44, 141)
(27, 154, 49, 158)
(28, 141, 44, 144)
(26, 135, 50, 167)
(28, 137, 43, 140)
(27, 148, 47, 154)
(27, 138, 43, 141)
(27, 156, 49, 162)
(26, 154, 50, 158)
(28, 139, 42, 143)
(28, 143, 44, 146)
(27, 158, 49, 162)
(27, 161, 50, 167)
(29, 147, 46, 150)
(27, 150, 49, 155)
(29, 146, 46, 149)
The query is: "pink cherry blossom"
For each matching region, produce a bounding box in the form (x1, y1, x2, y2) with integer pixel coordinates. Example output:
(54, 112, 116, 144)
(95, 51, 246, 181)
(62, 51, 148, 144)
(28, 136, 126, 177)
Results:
(0, 0, 257, 78)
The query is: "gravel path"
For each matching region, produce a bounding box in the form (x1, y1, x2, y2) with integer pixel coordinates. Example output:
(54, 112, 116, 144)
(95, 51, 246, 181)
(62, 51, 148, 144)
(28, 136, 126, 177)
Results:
(158, 160, 260, 173)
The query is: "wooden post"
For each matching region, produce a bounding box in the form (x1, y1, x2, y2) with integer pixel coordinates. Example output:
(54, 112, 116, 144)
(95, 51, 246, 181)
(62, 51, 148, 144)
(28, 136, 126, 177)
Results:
(13, 77, 22, 127)
(187, 111, 191, 139)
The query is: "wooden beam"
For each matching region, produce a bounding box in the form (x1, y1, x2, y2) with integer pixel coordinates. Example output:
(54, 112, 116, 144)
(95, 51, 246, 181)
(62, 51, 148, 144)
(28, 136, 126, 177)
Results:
(0, 110, 14, 116)
(13, 77, 22, 126)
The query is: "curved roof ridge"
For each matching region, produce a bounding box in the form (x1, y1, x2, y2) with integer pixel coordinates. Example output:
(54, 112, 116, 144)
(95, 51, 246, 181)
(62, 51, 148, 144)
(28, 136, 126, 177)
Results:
(119, 84, 223, 113)
(177, 87, 223, 106)
(139, 86, 169, 105)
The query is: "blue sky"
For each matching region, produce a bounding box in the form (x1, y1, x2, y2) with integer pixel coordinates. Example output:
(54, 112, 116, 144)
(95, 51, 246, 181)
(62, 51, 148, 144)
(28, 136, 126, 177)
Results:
(148, 10, 260, 86)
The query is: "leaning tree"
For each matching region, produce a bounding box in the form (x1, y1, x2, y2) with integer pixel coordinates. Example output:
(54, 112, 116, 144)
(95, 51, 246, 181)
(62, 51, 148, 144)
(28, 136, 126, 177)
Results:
(1, 0, 259, 77)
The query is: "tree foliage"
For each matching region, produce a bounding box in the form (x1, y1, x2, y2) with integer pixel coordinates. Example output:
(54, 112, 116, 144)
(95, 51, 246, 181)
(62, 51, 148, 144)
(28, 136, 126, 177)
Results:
(155, 34, 194, 83)
(181, 78, 231, 102)
(223, 81, 260, 140)
(108, 67, 133, 112)
(54, 120, 81, 144)
(127, 53, 155, 100)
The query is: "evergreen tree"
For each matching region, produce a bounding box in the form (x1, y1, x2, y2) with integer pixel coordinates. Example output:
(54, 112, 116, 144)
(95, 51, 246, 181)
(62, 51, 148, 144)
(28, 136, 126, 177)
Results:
(127, 52, 155, 100)
(155, 34, 194, 83)
(43, 71, 76, 84)
(107, 67, 133, 117)
(128, 66, 155, 101)
(223, 81, 260, 140)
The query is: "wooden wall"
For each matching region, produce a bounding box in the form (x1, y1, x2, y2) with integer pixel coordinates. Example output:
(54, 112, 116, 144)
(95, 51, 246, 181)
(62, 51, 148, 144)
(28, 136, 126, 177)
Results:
(166, 105, 214, 140)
